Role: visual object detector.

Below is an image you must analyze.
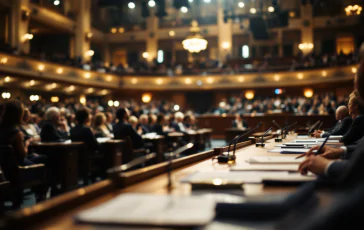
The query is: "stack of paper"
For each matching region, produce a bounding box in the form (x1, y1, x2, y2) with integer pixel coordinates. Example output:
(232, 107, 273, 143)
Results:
(231, 164, 299, 172)
(246, 156, 304, 164)
(75, 194, 215, 227)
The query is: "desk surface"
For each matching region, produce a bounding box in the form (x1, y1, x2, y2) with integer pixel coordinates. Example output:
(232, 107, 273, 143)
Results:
(9, 135, 305, 229)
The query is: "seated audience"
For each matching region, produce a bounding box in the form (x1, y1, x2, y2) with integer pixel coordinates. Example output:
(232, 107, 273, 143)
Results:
(232, 113, 248, 129)
(20, 108, 40, 141)
(148, 114, 157, 128)
(314, 105, 352, 138)
(104, 112, 114, 133)
(40, 107, 69, 142)
(171, 112, 187, 133)
(113, 108, 144, 149)
(70, 108, 98, 151)
(340, 91, 364, 145)
(139, 114, 151, 134)
(152, 114, 170, 136)
(93, 113, 113, 138)
(184, 114, 198, 130)
(129, 115, 143, 135)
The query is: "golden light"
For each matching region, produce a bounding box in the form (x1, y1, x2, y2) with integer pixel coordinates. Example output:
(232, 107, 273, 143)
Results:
(156, 78, 163, 85)
(1, 92, 11, 99)
(289, 11, 296, 18)
(56, 68, 63, 74)
(80, 95, 86, 105)
(85, 50, 94, 57)
(222, 42, 230, 50)
(4, 76, 10, 83)
(250, 8, 257, 14)
(274, 75, 280, 81)
(352, 67, 357, 74)
(86, 32, 93, 39)
(106, 75, 113, 81)
(113, 101, 120, 107)
(108, 100, 114, 107)
(212, 178, 223, 186)
(182, 20, 208, 53)
(238, 76, 245, 82)
(322, 71, 327, 77)
(29, 95, 40, 102)
(0, 57, 7, 64)
(268, 6, 274, 12)
(245, 90, 255, 100)
(304, 88, 314, 98)
(142, 93, 152, 103)
(131, 78, 138, 84)
(169, 30, 175, 37)
(38, 64, 45, 71)
(111, 28, 117, 33)
(345, 5, 362, 16)
(206, 77, 214, 84)
(84, 72, 91, 79)
(101, 89, 108, 95)
(118, 27, 125, 33)
(298, 43, 314, 51)
(87, 88, 94, 93)
(29, 80, 35, 86)
(142, 52, 149, 59)
(297, 73, 304, 80)
(185, 78, 192, 84)
(50, 96, 59, 103)
(51, 83, 57, 88)
(68, 85, 75, 91)
(23, 33, 34, 41)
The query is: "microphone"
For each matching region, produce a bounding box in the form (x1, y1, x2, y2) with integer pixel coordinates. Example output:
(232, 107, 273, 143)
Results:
(165, 143, 194, 190)
(316, 121, 324, 131)
(107, 153, 157, 176)
(256, 127, 273, 147)
(217, 122, 262, 163)
(281, 121, 298, 139)
(308, 120, 321, 136)
(272, 120, 284, 142)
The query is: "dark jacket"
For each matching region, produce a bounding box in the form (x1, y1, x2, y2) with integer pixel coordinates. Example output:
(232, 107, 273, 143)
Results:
(70, 124, 98, 151)
(322, 116, 353, 137)
(171, 121, 187, 133)
(40, 121, 69, 142)
(140, 124, 151, 134)
(113, 121, 143, 149)
(341, 115, 364, 145)
(152, 123, 168, 136)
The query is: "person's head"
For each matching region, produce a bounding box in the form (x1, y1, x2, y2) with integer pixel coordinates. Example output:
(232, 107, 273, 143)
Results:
(235, 113, 242, 121)
(335, 105, 349, 121)
(174, 112, 184, 123)
(139, 114, 148, 125)
(105, 112, 113, 123)
(348, 91, 364, 118)
(0, 100, 24, 129)
(93, 113, 106, 128)
(355, 61, 364, 100)
(116, 108, 130, 121)
(45, 107, 61, 125)
(128, 116, 138, 128)
(149, 114, 157, 125)
(22, 108, 31, 124)
(156, 114, 165, 124)
(75, 108, 90, 125)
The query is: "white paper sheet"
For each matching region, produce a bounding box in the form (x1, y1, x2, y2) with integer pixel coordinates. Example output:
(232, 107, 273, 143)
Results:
(230, 164, 299, 172)
(75, 194, 215, 227)
(293, 139, 339, 143)
(262, 173, 316, 182)
(268, 148, 309, 153)
(181, 171, 289, 184)
(96, 137, 111, 143)
(246, 156, 304, 164)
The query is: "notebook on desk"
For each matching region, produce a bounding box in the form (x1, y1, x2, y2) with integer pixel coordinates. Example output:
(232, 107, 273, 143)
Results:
(74, 194, 215, 227)
(246, 156, 304, 164)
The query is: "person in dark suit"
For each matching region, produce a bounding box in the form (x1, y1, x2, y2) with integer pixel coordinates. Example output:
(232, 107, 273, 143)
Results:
(152, 114, 169, 137)
(170, 112, 187, 133)
(314, 106, 352, 138)
(113, 108, 143, 149)
(70, 108, 98, 151)
(183, 114, 198, 130)
(138, 114, 151, 134)
(40, 107, 69, 142)
(232, 113, 248, 129)
(340, 92, 364, 145)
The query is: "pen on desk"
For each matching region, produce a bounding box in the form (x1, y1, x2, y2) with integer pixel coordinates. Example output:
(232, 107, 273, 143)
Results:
(295, 135, 330, 159)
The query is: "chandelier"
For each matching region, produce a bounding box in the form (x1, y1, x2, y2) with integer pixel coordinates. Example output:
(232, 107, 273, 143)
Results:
(182, 20, 208, 53)
(345, 5, 362, 16)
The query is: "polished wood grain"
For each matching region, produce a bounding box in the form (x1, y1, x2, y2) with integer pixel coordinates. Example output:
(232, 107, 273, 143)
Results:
(6, 135, 306, 229)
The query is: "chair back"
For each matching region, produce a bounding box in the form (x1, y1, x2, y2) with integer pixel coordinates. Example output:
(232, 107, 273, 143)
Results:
(0, 146, 20, 188)
(122, 137, 134, 164)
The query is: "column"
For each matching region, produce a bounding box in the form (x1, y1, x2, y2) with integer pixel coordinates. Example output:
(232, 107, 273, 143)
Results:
(277, 30, 283, 57)
(9, 0, 30, 54)
(299, 3, 314, 55)
(103, 43, 110, 67)
(145, 16, 159, 63)
(217, 0, 232, 62)
(74, 0, 91, 62)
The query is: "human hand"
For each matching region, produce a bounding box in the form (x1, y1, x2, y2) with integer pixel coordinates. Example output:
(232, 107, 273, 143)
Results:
(298, 155, 332, 175)
(306, 145, 343, 159)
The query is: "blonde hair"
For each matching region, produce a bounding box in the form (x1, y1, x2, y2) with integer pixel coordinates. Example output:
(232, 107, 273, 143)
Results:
(129, 116, 138, 126)
(93, 113, 106, 127)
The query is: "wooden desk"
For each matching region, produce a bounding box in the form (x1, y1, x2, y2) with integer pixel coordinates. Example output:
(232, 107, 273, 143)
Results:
(7, 135, 308, 229)
(142, 135, 165, 163)
(30, 142, 83, 192)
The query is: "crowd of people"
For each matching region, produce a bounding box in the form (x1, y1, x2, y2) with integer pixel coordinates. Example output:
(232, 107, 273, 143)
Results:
(212, 93, 349, 116)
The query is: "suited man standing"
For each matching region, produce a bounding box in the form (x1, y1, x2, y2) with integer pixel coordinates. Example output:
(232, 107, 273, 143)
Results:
(314, 106, 352, 138)
(113, 108, 144, 149)
(232, 113, 248, 129)
(40, 107, 69, 142)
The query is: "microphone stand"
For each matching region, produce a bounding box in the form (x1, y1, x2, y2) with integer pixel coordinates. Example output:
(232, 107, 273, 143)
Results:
(308, 120, 321, 137)
(216, 122, 262, 163)
(272, 120, 283, 142)
(107, 153, 157, 177)
(165, 143, 194, 191)
(282, 121, 298, 139)
(256, 127, 273, 147)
